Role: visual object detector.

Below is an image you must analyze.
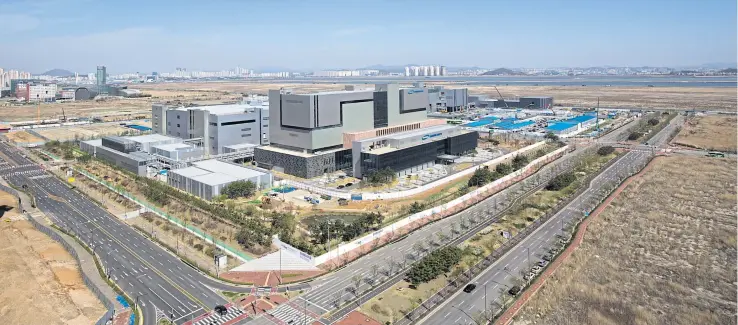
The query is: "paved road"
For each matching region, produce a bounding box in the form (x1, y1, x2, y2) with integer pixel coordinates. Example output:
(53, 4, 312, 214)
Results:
(419, 115, 681, 325)
(0, 115, 655, 325)
(420, 150, 650, 325)
(245, 146, 602, 325)
(0, 142, 262, 325)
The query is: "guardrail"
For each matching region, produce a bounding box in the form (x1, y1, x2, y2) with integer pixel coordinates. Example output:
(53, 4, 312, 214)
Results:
(0, 183, 116, 325)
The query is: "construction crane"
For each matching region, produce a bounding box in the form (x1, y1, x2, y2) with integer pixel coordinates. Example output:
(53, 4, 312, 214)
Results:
(493, 86, 509, 109)
(595, 97, 600, 132)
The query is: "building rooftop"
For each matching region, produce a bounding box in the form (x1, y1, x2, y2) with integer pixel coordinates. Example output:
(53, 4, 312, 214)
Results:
(170, 166, 211, 178)
(152, 143, 196, 151)
(386, 124, 459, 141)
(82, 139, 103, 146)
(223, 143, 259, 150)
(308, 89, 374, 96)
(191, 159, 267, 179)
(190, 172, 239, 186)
(565, 115, 596, 123)
(127, 134, 179, 143)
(492, 119, 536, 130)
(547, 122, 578, 131)
(172, 103, 267, 115)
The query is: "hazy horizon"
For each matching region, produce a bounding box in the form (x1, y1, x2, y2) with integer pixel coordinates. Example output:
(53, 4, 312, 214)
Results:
(1, 0, 736, 74)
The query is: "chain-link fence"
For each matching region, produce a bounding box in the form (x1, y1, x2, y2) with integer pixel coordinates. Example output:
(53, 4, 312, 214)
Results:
(0, 183, 115, 325)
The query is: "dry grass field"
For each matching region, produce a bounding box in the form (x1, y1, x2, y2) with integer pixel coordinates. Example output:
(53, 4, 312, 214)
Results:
(2, 81, 733, 122)
(0, 191, 106, 325)
(673, 115, 738, 152)
(35, 124, 132, 142)
(466, 85, 736, 111)
(140, 81, 737, 111)
(513, 156, 737, 325)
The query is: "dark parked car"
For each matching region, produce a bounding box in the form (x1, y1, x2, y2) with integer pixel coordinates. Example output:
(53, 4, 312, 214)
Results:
(337, 185, 345, 189)
(345, 182, 353, 187)
(463, 284, 477, 293)
(508, 286, 521, 296)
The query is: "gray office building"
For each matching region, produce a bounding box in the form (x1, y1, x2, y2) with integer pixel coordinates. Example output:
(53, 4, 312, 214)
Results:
(152, 102, 269, 156)
(352, 124, 478, 178)
(167, 159, 272, 200)
(80, 134, 181, 175)
(255, 84, 431, 178)
(413, 83, 469, 112)
(491, 96, 554, 109)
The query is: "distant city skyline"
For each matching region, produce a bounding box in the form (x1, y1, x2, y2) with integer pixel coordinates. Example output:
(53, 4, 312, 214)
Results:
(0, 0, 735, 74)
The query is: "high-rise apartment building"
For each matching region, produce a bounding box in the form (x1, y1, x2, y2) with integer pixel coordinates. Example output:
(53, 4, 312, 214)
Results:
(96, 66, 107, 94)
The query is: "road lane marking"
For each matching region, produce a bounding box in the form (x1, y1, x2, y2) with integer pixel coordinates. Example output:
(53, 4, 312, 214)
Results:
(27, 179, 210, 310)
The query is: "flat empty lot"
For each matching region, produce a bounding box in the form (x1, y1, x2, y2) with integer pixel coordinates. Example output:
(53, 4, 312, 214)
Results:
(514, 156, 737, 325)
(35, 123, 131, 142)
(0, 191, 106, 325)
(137, 81, 737, 111)
(673, 115, 737, 152)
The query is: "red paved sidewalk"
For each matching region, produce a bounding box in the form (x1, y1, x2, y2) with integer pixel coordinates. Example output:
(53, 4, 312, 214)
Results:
(494, 157, 659, 325)
(334, 311, 383, 325)
(220, 269, 325, 286)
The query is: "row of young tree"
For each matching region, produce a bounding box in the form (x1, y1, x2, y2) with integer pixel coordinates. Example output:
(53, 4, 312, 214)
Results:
(307, 212, 385, 249)
(405, 246, 463, 286)
(467, 152, 537, 188)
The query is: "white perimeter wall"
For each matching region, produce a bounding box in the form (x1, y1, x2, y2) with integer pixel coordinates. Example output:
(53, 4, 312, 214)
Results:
(312, 144, 569, 266)
(279, 141, 548, 201)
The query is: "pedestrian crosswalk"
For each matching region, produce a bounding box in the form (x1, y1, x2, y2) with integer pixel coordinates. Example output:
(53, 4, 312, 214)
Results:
(192, 308, 245, 325)
(0, 168, 43, 177)
(267, 304, 313, 324)
(0, 164, 37, 172)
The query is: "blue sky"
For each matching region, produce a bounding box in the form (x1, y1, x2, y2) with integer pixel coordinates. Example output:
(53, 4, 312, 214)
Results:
(1, 0, 735, 74)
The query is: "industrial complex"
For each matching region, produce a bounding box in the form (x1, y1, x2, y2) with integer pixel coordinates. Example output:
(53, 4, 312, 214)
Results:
(253, 83, 478, 178)
(40, 79, 618, 202)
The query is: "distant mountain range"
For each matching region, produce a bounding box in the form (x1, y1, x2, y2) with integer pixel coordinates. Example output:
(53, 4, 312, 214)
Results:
(480, 68, 526, 76)
(40, 69, 75, 77)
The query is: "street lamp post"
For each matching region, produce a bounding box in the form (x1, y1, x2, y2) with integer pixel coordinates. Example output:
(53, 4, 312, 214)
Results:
(134, 293, 148, 310)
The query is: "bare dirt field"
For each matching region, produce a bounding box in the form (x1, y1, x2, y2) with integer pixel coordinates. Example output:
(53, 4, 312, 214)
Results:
(0, 191, 106, 325)
(5, 130, 45, 144)
(2, 99, 153, 122)
(35, 123, 132, 142)
(673, 115, 737, 152)
(513, 156, 737, 325)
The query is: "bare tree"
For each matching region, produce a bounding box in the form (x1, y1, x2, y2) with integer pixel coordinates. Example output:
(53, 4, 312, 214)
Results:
(351, 275, 363, 295)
